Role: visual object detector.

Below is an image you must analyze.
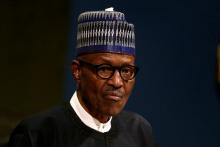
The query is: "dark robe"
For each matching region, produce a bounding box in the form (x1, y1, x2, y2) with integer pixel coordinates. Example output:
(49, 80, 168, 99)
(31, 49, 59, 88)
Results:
(8, 102, 154, 147)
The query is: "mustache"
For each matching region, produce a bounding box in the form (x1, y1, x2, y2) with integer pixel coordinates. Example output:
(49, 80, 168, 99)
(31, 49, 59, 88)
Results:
(103, 88, 125, 97)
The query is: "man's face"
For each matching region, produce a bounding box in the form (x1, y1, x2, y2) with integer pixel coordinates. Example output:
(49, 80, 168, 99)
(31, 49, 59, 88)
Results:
(72, 53, 136, 121)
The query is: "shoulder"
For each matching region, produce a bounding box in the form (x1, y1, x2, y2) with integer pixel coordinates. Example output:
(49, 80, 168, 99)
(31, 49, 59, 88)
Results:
(117, 111, 153, 139)
(17, 105, 68, 130)
(116, 111, 152, 131)
(113, 111, 154, 146)
(8, 104, 72, 146)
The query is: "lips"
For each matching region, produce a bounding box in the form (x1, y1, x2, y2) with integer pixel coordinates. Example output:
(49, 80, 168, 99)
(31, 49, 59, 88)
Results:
(103, 91, 124, 101)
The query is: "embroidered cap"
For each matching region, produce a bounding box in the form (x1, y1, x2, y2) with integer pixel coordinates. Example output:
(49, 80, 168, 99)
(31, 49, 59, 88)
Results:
(76, 8, 135, 56)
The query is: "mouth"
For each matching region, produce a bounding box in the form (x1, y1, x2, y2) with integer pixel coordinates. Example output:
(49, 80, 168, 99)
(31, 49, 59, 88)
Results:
(104, 95, 121, 101)
(103, 92, 123, 101)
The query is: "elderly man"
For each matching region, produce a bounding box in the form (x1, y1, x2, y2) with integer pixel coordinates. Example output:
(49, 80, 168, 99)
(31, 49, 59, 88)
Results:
(8, 8, 154, 147)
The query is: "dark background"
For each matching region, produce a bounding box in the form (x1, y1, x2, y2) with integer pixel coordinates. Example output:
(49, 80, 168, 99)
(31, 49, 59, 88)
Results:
(0, 0, 69, 145)
(1, 0, 220, 147)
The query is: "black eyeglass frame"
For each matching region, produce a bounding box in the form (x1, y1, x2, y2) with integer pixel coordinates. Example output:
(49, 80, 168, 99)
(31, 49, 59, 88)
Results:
(76, 59, 139, 81)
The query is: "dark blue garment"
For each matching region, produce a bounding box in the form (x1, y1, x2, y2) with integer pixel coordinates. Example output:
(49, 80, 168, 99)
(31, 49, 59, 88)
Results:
(8, 102, 154, 147)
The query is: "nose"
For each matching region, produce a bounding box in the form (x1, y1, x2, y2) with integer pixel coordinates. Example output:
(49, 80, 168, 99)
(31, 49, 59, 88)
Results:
(107, 70, 123, 88)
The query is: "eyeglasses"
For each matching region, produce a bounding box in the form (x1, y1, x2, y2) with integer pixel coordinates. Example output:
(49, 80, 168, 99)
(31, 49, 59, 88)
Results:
(77, 59, 139, 81)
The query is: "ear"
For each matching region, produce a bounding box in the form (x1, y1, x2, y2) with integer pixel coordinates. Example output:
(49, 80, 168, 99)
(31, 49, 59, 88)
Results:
(71, 60, 81, 80)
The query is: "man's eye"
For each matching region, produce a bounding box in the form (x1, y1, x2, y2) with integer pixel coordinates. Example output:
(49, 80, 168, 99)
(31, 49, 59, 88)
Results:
(121, 67, 132, 74)
(98, 66, 112, 72)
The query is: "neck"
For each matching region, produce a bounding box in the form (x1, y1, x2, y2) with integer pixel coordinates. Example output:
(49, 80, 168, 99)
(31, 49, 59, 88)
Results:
(77, 92, 110, 123)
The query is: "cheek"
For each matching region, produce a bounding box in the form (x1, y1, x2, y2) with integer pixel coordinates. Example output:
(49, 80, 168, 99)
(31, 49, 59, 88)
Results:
(79, 72, 96, 96)
(125, 80, 135, 97)
(80, 73, 105, 102)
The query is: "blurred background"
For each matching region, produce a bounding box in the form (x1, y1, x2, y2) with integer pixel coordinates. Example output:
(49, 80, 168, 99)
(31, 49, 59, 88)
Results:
(0, 0, 70, 146)
(1, 0, 220, 147)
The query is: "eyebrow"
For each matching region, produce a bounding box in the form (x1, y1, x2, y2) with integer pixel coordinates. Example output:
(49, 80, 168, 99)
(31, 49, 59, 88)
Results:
(95, 56, 135, 66)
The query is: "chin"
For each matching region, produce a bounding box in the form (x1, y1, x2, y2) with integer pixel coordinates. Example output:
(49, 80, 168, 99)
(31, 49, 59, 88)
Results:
(105, 107, 124, 116)
(101, 101, 127, 116)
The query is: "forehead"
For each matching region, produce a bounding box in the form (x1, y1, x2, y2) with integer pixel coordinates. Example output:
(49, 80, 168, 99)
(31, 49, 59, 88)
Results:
(78, 53, 136, 65)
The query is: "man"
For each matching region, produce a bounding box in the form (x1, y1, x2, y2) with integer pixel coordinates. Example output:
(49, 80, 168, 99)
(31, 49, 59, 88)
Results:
(8, 8, 154, 147)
